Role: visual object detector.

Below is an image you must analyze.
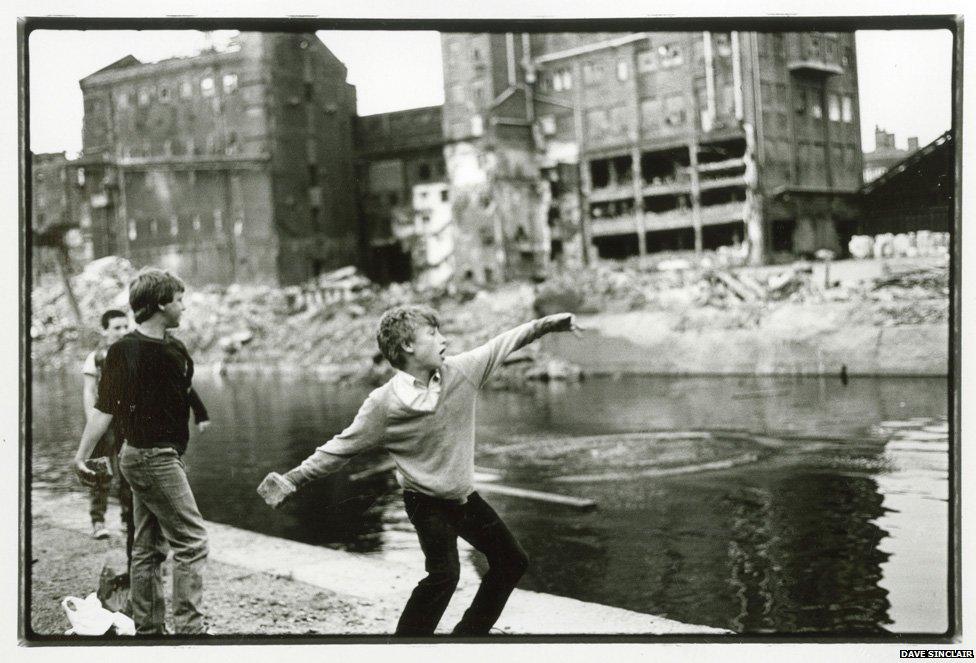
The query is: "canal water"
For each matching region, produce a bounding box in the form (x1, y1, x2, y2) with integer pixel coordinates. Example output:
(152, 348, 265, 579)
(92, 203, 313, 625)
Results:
(30, 370, 950, 635)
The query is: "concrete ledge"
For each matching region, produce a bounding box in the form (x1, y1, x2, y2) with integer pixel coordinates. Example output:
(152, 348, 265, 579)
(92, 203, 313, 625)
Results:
(31, 488, 731, 635)
(544, 309, 948, 377)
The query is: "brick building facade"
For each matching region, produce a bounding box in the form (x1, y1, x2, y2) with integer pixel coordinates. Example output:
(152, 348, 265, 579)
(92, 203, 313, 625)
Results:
(69, 32, 359, 286)
(439, 31, 865, 278)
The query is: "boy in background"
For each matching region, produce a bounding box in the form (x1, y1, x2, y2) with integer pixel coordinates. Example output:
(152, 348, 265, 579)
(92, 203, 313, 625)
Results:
(261, 304, 582, 636)
(82, 309, 130, 543)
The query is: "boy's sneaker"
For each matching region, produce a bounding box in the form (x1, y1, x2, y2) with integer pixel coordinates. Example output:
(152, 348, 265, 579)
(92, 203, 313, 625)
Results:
(92, 523, 110, 539)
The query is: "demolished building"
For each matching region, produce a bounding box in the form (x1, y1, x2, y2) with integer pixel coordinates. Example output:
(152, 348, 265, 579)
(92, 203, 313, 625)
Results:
(438, 31, 865, 280)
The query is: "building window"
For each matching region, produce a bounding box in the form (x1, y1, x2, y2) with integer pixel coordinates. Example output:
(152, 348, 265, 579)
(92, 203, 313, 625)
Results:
(841, 95, 853, 123)
(471, 47, 482, 61)
(76, 169, 86, 186)
(116, 91, 129, 109)
(193, 214, 201, 232)
(616, 60, 630, 81)
(419, 163, 432, 181)
(809, 90, 822, 119)
(440, 189, 449, 202)
(828, 93, 841, 122)
(223, 73, 238, 93)
(170, 215, 179, 237)
(234, 217, 244, 237)
(552, 68, 572, 91)
(138, 87, 151, 105)
(637, 50, 656, 72)
(388, 192, 399, 206)
(159, 85, 170, 101)
(214, 209, 223, 233)
(664, 93, 686, 127)
(201, 77, 215, 97)
(658, 43, 683, 67)
(128, 220, 137, 240)
(181, 80, 193, 98)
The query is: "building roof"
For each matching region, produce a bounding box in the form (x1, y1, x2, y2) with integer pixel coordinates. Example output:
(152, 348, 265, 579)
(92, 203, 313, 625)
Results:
(860, 130, 952, 196)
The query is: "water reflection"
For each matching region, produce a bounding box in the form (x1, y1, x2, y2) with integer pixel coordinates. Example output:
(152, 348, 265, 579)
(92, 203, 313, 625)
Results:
(30, 371, 948, 633)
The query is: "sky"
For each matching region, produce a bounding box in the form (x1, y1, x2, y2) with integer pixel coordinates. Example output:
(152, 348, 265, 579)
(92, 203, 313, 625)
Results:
(27, 28, 952, 157)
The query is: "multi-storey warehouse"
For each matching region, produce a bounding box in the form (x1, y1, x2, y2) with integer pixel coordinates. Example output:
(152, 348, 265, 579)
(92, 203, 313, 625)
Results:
(69, 32, 359, 285)
(440, 31, 864, 280)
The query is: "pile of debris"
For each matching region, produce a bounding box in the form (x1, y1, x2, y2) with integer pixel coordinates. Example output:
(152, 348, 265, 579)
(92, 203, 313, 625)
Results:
(30, 257, 136, 368)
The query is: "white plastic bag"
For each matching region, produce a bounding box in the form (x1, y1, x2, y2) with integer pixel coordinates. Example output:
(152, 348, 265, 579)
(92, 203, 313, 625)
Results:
(62, 593, 114, 635)
(111, 611, 136, 636)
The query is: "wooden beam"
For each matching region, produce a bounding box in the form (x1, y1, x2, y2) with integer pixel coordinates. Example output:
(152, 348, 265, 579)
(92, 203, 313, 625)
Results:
(474, 483, 597, 510)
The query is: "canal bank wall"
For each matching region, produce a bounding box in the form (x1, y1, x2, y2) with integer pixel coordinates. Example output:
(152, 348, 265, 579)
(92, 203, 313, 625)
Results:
(542, 306, 948, 377)
(30, 488, 731, 637)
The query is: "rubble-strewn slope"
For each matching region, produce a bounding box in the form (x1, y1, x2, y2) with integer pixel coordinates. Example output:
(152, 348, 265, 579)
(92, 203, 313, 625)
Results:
(30, 253, 949, 383)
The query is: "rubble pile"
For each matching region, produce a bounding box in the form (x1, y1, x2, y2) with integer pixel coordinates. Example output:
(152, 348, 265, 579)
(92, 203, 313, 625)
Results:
(30, 257, 136, 368)
(31, 250, 950, 379)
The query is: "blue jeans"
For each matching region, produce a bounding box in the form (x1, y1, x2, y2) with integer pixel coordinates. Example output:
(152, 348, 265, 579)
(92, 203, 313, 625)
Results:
(119, 444, 209, 635)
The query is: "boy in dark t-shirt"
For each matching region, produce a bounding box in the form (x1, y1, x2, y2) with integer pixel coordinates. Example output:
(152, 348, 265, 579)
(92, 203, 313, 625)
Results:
(73, 268, 211, 635)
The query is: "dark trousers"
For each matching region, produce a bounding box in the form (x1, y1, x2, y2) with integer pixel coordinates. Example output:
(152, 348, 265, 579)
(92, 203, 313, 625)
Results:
(395, 490, 529, 636)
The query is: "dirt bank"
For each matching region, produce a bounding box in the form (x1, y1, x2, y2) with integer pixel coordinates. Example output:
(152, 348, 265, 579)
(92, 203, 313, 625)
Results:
(30, 254, 949, 381)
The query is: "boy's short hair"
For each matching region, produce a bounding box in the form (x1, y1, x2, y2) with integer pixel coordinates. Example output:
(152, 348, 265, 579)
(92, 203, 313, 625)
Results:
(128, 268, 185, 323)
(100, 309, 127, 330)
(376, 304, 440, 369)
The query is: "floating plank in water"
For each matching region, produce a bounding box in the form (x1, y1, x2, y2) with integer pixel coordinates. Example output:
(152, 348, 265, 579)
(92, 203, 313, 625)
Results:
(474, 483, 597, 510)
(349, 460, 501, 483)
(552, 453, 760, 484)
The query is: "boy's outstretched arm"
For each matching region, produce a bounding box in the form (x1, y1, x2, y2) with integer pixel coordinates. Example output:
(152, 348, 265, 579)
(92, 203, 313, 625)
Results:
(453, 312, 584, 388)
(258, 391, 386, 508)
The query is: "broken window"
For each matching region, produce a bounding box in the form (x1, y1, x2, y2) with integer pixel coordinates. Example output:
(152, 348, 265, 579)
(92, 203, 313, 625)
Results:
(658, 43, 683, 67)
(664, 94, 686, 127)
(589, 159, 611, 188)
(828, 93, 841, 122)
(809, 90, 822, 119)
(841, 95, 853, 123)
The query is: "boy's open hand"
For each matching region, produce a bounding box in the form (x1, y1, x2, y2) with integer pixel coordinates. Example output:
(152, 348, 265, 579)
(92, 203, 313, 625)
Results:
(543, 312, 586, 337)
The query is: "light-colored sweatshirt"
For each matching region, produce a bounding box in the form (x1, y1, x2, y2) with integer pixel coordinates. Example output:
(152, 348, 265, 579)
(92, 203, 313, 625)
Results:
(287, 320, 546, 501)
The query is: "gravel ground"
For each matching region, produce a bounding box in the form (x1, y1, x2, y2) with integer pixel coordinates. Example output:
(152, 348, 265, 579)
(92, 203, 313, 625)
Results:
(28, 514, 401, 639)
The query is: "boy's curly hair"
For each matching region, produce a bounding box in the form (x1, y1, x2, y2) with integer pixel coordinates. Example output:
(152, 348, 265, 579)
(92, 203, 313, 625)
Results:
(376, 304, 440, 369)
